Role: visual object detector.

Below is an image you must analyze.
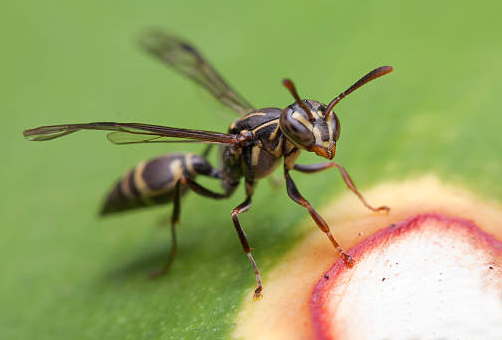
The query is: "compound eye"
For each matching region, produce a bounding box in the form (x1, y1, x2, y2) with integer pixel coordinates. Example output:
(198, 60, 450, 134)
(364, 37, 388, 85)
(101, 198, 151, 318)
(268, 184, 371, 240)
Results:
(280, 109, 315, 149)
(332, 113, 341, 141)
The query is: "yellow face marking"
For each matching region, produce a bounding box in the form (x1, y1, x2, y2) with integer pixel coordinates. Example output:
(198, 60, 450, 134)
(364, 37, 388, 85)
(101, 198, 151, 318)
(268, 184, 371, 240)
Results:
(292, 111, 313, 131)
(311, 110, 320, 119)
(321, 140, 331, 148)
(312, 126, 323, 145)
(251, 145, 261, 166)
(326, 111, 333, 141)
(120, 171, 135, 199)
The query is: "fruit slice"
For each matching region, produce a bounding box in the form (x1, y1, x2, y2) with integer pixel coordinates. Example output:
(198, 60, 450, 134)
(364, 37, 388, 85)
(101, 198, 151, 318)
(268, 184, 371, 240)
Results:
(311, 213, 502, 340)
(233, 176, 502, 340)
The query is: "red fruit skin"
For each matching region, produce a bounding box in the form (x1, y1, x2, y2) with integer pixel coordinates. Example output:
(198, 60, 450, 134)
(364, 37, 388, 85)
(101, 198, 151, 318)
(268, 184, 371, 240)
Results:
(310, 213, 502, 340)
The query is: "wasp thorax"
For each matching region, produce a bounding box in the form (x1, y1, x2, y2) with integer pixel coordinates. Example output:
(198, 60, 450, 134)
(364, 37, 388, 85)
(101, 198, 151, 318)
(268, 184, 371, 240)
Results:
(279, 100, 340, 160)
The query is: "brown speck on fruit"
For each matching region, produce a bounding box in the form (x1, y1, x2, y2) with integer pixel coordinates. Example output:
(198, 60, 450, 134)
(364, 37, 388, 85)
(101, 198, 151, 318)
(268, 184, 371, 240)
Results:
(382, 277, 386, 282)
(324, 274, 330, 280)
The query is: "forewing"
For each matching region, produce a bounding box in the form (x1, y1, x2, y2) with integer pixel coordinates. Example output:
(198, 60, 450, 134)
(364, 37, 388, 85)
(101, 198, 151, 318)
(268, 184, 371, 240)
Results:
(106, 132, 229, 145)
(140, 30, 254, 116)
(23, 122, 239, 145)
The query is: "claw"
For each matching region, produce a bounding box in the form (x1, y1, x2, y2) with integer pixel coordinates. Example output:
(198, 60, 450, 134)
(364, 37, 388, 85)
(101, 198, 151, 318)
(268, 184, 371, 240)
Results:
(253, 286, 263, 300)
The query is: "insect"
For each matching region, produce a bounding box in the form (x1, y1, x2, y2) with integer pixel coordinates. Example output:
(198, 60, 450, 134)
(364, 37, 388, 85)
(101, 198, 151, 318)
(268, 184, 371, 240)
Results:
(24, 31, 393, 298)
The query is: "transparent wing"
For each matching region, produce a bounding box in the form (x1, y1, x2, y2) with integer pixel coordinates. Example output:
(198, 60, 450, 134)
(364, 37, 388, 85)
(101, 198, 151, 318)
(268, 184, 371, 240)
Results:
(140, 30, 254, 116)
(23, 122, 239, 145)
(106, 131, 223, 144)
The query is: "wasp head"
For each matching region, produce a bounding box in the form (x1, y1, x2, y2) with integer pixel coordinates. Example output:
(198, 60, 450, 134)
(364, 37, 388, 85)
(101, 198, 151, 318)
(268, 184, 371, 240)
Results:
(279, 100, 340, 160)
(279, 66, 393, 160)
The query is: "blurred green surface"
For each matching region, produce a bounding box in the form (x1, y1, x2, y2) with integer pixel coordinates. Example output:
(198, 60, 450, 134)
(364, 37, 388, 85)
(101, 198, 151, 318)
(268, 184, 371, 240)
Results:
(1, 0, 501, 339)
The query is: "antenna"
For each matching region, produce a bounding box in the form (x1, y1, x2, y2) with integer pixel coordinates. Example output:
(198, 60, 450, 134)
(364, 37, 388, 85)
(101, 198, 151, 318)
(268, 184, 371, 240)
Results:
(325, 66, 393, 118)
(282, 79, 315, 122)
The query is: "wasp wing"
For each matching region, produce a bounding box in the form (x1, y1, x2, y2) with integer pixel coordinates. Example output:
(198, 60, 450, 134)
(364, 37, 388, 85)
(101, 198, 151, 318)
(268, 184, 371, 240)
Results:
(23, 122, 239, 145)
(140, 30, 254, 116)
(105, 131, 228, 145)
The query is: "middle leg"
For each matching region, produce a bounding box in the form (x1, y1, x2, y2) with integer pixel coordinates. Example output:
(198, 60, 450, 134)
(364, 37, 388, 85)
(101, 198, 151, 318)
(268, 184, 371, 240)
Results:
(231, 181, 263, 299)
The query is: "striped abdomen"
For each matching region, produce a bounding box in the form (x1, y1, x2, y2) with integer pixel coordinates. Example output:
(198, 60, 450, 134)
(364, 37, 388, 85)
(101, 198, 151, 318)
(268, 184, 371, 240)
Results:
(101, 154, 195, 215)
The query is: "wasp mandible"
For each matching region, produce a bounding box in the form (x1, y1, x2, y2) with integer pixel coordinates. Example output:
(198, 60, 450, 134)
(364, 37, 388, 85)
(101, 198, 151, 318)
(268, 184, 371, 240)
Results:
(24, 31, 393, 299)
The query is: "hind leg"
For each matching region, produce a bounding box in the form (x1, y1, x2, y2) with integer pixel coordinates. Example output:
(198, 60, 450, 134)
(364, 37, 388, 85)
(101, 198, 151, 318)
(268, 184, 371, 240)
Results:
(150, 177, 228, 278)
(150, 181, 182, 278)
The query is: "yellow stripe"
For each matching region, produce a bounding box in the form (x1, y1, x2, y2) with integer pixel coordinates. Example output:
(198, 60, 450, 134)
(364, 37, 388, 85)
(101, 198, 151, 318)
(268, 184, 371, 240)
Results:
(271, 136, 284, 156)
(185, 153, 196, 175)
(251, 146, 261, 166)
(312, 126, 323, 145)
(231, 113, 266, 130)
(243, 112, 267, 119)
(135, 159, 184, 199)
(269, 122, 281, 140)
(134, 161, 149, 193)
(120, 171, 134, 199)
(252, 119, 278, 134)
(133, 161, 155, 205)
(168, 159, 184, 189)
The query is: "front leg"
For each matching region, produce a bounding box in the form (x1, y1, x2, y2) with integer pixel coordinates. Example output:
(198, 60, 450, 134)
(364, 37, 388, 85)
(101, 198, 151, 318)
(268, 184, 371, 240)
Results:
(283, 153, 354, 266)
(293, 162, 389, 213)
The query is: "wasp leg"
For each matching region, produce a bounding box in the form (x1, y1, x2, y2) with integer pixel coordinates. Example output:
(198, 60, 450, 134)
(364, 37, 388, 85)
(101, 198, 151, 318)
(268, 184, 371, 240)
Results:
(182, 177, 228, 199)
(231, 194, 263, 299)
(150, 181, 182, 278)
(202, 144, 214, 158)
(150, 177, 227, 279)
(293, 162, 389, 213)
(284, 167, 354, 266)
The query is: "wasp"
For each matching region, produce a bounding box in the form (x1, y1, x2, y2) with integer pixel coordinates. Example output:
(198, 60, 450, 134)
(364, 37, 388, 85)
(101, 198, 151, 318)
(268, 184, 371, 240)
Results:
(24, 31, 393, 298)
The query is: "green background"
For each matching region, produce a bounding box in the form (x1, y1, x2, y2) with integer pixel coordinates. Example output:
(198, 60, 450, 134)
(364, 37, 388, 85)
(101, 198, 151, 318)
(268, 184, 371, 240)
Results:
(2, 0, 501, 339)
